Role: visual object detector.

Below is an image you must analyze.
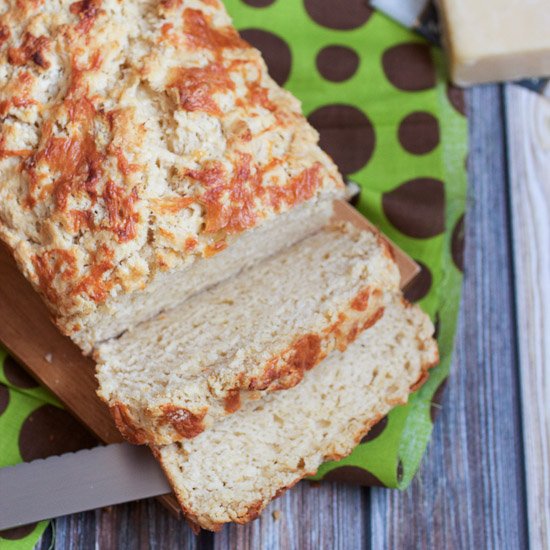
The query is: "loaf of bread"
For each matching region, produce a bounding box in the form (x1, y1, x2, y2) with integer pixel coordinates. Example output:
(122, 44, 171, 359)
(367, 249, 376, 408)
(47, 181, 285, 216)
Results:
(154, 296, 438, 531)
(1, 1, 440, 527)
(0, 0, 344, 353)
(96, 222, 401, 445)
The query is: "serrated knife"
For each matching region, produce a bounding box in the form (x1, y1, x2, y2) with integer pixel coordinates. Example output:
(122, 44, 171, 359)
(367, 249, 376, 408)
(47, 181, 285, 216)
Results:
(0, 443, 172, 530)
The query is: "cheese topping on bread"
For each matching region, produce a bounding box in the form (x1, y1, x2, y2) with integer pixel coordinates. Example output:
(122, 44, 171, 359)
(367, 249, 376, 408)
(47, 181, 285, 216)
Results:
(0, 0, 343, 347)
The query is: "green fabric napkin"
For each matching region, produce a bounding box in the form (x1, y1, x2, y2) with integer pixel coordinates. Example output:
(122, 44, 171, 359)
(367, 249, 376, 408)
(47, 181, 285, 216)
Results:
(0, 358, 52, 548)
(0, 1, 467, 547)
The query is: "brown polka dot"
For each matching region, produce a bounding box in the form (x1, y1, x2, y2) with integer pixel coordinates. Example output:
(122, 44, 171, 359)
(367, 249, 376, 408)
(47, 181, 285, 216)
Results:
(19, 404, 97, 462)
(0, 384, 9, 415)
(382, 178, 444, 238)
(308, 104, 375, 176)
(240, 29, 291, 86)
(323, 465, 386, 487)
(316, 45, 359, 82)
(398, 112, 440, 155)
(452, 214, 465, 272)
(305, 0, 373, 30)
(447, 83, 466, 115)
(430, 377, 449, 422)
(382, 43, 436, 91)
(3, 355, 38, 389)
(360, 415, 388, 443)
(403, 260, 432, 302)
(243, 0, 275, 6)
(0, 523, 38, 540)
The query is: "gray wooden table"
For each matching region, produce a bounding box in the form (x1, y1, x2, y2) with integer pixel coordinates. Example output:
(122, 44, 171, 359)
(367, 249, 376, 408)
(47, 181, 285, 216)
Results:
(35, 85, 549, 550)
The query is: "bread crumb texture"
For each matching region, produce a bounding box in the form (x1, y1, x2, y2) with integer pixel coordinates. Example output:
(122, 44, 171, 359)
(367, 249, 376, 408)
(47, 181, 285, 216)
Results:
(155, 296, 438, 531)
(0, 0, 343, 343)
(95, 222, 401, 445)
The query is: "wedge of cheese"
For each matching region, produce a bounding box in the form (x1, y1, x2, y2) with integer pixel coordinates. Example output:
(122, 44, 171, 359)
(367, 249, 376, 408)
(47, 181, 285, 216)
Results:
(438, 0, 550, 85)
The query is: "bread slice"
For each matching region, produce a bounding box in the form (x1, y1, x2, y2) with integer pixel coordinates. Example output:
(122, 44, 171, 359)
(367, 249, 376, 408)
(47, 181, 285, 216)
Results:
(73, 198, 335, 353)
(95, 222, 400, 445)
(0, 0, 344, 353)
(154, 296, 438, 531)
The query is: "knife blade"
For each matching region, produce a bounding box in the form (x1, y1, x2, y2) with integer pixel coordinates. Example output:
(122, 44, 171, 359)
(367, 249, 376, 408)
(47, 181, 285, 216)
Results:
(0, 443, 172, 530)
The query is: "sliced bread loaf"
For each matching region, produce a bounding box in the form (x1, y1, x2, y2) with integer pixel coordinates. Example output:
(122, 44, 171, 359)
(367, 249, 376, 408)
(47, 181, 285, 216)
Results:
(95, 222, 400, 445)
(154, 296, 438, 531)
(0, 0, 344, 353)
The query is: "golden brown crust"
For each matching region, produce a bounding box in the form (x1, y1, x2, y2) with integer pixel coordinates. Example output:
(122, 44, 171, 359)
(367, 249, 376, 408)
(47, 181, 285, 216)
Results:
(350, 288, 371, 312)
(159, 405, 207, 439)
(361, 306, 384, 331)
(223, 389, 241, 414)
(7, 31, 51, 68)
(409, 349, 439, 391)
(248, 333, 322, 391)
(377, 232, 396, 263)
(109, 403, 149, 445)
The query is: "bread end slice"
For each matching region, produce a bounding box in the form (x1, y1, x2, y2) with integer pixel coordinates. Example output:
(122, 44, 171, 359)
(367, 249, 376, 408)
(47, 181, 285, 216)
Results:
(154, 295, 438, 531)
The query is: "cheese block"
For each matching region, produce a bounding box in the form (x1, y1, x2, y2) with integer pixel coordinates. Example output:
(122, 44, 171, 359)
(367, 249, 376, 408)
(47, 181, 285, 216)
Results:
(437, 0, 550, 85)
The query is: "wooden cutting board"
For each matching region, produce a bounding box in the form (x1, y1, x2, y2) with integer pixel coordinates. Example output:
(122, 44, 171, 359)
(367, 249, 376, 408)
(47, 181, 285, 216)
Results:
(0, 199, 419, 515)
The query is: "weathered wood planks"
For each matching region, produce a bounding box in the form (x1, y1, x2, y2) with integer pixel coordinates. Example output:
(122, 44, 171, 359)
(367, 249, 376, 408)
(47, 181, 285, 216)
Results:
(506, 84, 550, 550)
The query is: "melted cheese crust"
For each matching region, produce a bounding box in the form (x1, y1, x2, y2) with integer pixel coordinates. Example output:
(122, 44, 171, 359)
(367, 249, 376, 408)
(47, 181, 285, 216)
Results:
(0, 0, 343, 321)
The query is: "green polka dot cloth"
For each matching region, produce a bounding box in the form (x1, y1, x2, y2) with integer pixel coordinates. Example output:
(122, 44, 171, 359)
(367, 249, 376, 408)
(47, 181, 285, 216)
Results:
(0, 1, 467, 546)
